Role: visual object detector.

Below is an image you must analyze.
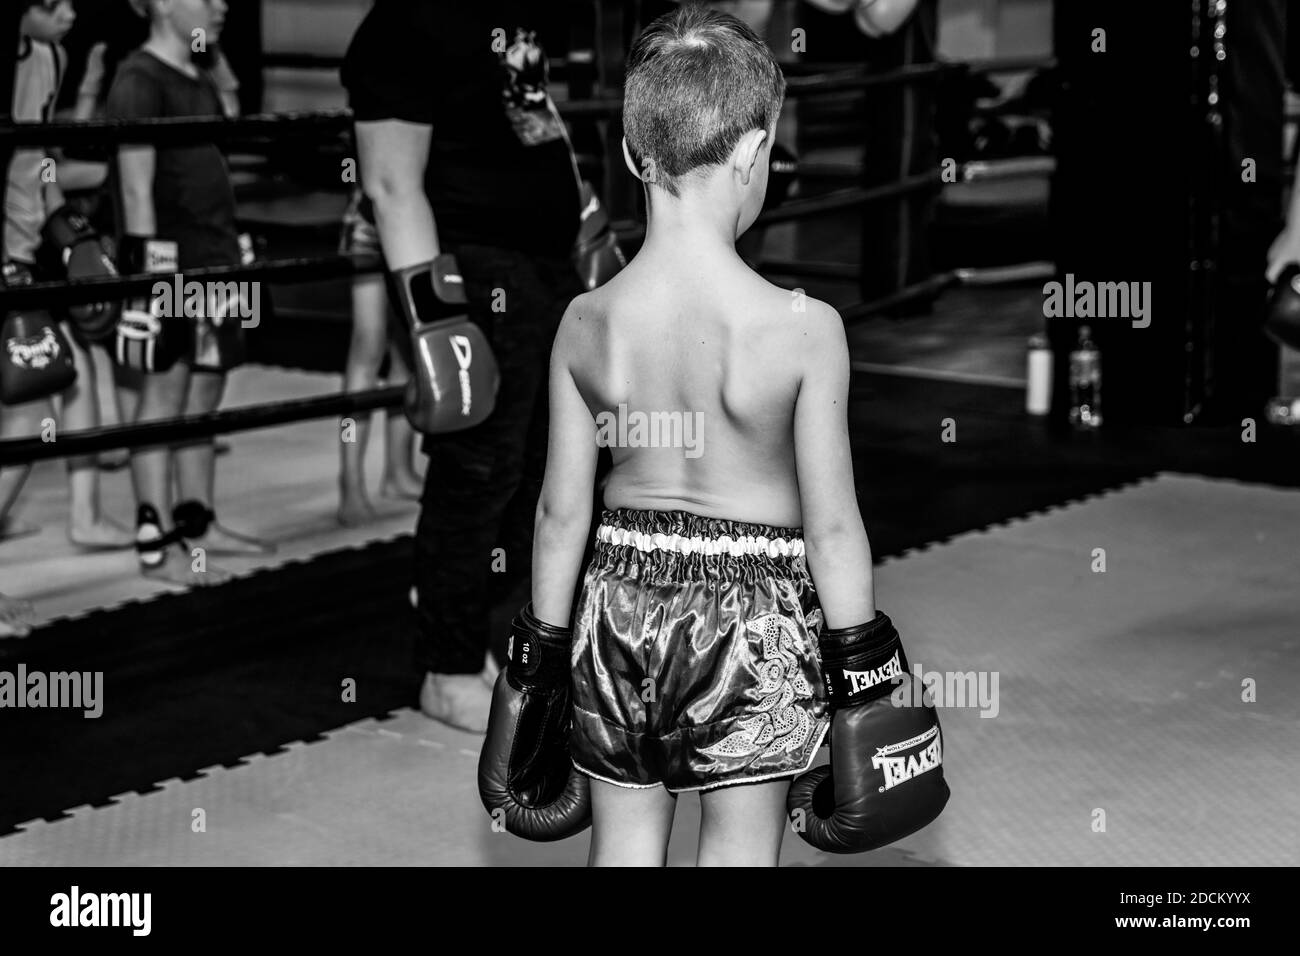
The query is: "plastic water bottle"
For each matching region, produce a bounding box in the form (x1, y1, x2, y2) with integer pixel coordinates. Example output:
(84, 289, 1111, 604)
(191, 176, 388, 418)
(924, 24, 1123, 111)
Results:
(1068, 325, 1102, 428)
(1026, 334, 1052, 415)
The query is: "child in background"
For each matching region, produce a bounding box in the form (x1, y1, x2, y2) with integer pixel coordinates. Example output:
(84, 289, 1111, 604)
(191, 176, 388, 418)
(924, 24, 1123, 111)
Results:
(1, 0, 130, 562)
(107, 0, 270, 586)
(336, 185, 422, 527)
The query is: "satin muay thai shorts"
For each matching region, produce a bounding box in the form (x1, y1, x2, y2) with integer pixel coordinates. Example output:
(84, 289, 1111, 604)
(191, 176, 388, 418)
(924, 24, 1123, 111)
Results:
(570, 509, 831, 793)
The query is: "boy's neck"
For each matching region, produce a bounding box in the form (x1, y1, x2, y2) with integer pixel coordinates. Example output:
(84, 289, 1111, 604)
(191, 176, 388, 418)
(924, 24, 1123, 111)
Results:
(639, 188, 743, 261)
(145, 32, 197, 76)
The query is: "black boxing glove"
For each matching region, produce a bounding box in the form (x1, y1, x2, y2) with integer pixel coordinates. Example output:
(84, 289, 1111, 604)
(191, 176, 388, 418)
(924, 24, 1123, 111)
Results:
(1265, 262, 1300, 351)
(40, 206, 121, 344)
(477, 604, 591, 841)
(787, 612, 950, 853)
(0, 261, 78, 404)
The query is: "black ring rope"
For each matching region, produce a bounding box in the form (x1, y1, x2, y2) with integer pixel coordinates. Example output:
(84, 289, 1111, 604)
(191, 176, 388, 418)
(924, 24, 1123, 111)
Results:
(0, 386, 402, 466)
(0, 254, 381, 311)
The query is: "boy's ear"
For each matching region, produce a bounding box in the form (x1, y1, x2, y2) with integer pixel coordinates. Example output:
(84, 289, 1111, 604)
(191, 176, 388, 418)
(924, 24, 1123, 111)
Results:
(736, 128, 769, 184)
(621, 137, 643, 182)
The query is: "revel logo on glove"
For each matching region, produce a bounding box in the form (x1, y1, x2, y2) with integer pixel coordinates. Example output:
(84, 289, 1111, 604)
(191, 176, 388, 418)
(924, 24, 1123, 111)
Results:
(842, 650, 903, 695)
(873, 725, 943, 792)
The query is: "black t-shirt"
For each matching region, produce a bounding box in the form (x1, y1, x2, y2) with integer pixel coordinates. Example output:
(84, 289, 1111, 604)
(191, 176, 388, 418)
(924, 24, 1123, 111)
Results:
(105, 50, 240, 269)
(341, 0, 581, 257)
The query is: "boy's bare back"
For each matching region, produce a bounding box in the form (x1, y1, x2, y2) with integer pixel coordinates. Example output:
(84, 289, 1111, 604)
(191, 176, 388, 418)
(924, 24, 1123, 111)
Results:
(556, 247, 839, 528)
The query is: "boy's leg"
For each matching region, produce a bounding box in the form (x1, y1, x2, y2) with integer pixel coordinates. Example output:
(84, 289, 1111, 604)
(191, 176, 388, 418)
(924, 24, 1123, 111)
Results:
(339, 274, 387, 525)
(588, 780, 677, 867)
(697, 780, 790, 867)
(61, 330, 131, 548)
(130, 364, 217, 585)
(381, 330, 422, 499)
(0, 399, 43, 539)
(175, 369, 272, 556)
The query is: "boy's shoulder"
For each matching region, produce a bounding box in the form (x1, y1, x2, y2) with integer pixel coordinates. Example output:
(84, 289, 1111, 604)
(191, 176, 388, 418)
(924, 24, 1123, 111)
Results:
(106, 50, 161, 95)
(113, 49, 157, 78)
(736, 273, 845, 353)
(553, 288, 604, 357)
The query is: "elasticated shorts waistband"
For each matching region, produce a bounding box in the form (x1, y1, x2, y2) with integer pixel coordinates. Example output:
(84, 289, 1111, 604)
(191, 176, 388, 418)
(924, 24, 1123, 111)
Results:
(592, 508, 806, 584)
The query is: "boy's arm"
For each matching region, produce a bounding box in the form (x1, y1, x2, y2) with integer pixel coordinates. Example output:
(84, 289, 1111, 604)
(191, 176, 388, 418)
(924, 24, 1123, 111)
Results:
(73, 43, 107, 121)
(106, 68, 160, 237)
(530, 301, 599, 628)
(116, 146, 156, 236)
(793, 302, 876, 627)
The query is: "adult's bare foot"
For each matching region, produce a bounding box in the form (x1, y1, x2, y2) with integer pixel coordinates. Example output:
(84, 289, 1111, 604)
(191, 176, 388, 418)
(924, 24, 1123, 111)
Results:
(0, 516, 40, 542)
(190, 523, 276, 557)
(69, 517, 134, 550)
(337, 494, 378, 527)
(419, 672, 492, 733)
(142, 546, 231, 587)
(0, 593, 35, 638)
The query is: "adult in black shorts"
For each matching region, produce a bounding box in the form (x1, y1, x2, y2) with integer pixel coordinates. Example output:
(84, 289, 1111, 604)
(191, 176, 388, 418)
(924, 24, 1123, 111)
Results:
(342, 0, 583, 731)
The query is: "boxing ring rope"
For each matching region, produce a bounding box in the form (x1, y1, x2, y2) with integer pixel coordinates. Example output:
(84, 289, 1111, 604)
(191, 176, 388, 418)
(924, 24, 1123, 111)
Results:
(0, 387, 403, 467)
(0, 254, 381, 312)
(0, 54, 1054, 465)
(757, 169, 944, 225)
(0, 110, 353, 152)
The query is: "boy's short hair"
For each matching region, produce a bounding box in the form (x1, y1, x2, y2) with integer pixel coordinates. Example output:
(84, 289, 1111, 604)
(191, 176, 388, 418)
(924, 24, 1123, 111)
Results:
(624, 4, 785, 198)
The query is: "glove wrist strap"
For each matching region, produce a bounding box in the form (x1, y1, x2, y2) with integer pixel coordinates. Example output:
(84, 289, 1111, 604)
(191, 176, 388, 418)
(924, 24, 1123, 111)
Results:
(506, 603, 573, 692)
(388, 255, 468, 332)
(119, 235, 177, 275)
(817, 611, 908, 707)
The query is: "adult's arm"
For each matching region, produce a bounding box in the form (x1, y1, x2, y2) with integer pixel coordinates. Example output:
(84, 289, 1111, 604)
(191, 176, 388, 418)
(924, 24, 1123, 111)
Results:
(342, 2, 441, 269)
(353, 119, 439, 269)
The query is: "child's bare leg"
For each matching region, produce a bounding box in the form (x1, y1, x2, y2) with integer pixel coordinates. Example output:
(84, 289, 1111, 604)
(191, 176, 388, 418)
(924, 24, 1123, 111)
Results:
(62, 332, 131, 548)
(697, 780, 789, 867)
(131, 364, 224, 586)
(340, 275, 386, 524)
(380, 334, 422, 500)
(0, 399, 43, 537)
(588, 779, 677, 867)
